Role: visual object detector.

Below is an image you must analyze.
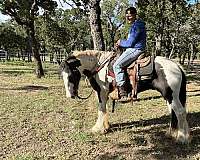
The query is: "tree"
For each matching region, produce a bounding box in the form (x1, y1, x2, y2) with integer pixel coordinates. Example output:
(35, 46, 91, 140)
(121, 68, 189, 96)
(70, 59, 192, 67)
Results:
(63, 0, 105, 50)
(137, 0, 193, 58)
(88, 0, 105, 50)
(0, 0, 57, 78)
(36, 6, 91, 60)
(0, 23, 26, 60)
(101, 0, 129, 50)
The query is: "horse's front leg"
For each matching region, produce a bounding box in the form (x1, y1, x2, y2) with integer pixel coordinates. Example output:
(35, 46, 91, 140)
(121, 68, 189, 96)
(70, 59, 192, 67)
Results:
(92, 89, 110, 133)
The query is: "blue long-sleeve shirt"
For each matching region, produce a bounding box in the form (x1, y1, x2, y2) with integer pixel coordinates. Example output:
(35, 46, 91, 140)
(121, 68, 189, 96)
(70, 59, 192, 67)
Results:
(119, 19, 146, 50)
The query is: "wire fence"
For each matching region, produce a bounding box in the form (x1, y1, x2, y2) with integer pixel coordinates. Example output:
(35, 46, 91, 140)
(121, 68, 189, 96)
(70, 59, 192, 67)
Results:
(0, 51, 68, 64)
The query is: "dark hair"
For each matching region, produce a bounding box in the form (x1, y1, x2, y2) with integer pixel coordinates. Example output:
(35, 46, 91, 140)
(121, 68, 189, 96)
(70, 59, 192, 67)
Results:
(125, 7, 137, 14)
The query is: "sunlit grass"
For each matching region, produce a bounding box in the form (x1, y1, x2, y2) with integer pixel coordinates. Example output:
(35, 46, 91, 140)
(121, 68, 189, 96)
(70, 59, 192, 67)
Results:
(0, 61, 200, 159)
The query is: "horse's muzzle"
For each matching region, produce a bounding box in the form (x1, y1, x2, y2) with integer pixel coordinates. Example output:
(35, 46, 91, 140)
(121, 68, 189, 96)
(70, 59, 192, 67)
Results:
(71, 95, 76, 99)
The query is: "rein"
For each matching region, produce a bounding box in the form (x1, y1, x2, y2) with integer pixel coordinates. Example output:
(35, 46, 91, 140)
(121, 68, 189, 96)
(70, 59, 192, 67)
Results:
(92, 52, 117, 75)
(76, 77, 94, 100)
(76, 90, 94, 100)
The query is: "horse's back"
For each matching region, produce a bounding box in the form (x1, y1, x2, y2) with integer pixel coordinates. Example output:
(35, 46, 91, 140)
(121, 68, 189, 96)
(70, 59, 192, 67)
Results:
(155, 56, 183, 77)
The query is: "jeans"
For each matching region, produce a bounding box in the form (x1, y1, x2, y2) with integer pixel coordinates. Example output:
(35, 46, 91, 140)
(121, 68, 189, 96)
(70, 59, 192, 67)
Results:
(113, 48, 143, 87)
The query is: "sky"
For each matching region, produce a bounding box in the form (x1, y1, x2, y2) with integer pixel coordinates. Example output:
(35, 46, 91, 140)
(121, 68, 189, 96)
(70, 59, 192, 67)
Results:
(0, 0, 198, 22)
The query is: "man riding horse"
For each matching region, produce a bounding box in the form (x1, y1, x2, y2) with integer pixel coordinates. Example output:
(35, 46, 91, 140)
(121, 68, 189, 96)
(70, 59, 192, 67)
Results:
(60, 7, 190, 144)
(114, 7, 147, 102)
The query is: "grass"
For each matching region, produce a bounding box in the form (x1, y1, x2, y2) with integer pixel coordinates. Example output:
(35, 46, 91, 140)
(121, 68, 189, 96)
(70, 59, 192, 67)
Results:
(0, 61, 200, 159)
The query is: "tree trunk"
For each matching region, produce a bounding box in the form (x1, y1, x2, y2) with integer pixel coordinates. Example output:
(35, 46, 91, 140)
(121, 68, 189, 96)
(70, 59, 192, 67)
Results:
(89, 0, 105, 51)
(155, 34, 162, 56)
(29, 22, 44, 78)
(169, 35, 175, 59)
(155, 1, 166, 56)
(187, 43, 194, 69)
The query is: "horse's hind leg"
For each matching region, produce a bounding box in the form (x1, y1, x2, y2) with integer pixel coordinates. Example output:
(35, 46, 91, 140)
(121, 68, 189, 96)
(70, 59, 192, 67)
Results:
(169, 97, 189, 144)
(167, 101, 178, 137)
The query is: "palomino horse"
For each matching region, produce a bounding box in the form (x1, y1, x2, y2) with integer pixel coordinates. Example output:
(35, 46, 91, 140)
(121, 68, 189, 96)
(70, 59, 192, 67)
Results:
(60, 50, 190, 144)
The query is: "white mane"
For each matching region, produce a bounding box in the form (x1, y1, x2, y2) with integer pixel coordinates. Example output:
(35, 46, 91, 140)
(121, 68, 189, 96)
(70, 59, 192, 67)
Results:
(72, 50, 114, 71)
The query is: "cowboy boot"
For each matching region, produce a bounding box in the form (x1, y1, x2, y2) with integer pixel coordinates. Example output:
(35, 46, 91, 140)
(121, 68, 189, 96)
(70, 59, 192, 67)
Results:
(118, 85, 131, 103)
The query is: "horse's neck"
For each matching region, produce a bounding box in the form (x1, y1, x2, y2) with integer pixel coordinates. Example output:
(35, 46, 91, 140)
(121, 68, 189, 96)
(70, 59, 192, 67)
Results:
(74, 50, 113, 72)
(78, 55, 98, 71)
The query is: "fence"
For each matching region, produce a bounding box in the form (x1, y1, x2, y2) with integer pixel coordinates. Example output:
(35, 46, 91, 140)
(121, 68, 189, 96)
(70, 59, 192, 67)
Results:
(0, 51, 68, 63)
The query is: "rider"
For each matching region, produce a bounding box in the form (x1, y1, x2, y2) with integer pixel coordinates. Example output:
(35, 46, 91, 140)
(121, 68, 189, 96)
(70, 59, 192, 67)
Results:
(113, 7, 147, 102)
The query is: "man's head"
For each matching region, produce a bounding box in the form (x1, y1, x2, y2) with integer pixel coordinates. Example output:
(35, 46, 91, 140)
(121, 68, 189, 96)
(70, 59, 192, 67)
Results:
(125, 7, 137, 24)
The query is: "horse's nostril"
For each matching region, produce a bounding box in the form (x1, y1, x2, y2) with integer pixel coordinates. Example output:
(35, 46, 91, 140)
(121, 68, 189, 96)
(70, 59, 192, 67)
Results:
(71, 95, 75, 99)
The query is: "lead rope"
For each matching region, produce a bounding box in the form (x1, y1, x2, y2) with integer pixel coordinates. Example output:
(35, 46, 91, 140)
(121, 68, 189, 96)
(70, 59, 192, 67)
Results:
(76, 77, 94, 100)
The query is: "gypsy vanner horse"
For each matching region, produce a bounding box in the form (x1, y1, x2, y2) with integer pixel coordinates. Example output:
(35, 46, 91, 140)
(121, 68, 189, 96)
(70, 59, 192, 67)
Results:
(60, 50, 190, 144)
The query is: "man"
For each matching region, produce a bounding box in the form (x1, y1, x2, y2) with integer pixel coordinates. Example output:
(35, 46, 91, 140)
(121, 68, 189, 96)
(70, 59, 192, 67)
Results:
(113, 7, 147, 102)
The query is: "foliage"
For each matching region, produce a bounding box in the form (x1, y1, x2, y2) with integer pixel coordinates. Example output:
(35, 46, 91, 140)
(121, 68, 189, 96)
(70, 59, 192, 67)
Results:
(101, 0, 129, 50)
(0, 22, 26, 53)
(35, 7, 91, 55)
(137, 0, 199, 58)
(0, 0, 57, 21)
(0, 0, 199, 62)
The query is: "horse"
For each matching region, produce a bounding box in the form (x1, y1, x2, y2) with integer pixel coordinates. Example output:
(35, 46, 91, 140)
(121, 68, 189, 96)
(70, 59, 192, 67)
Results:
(60, 50, 190, 144)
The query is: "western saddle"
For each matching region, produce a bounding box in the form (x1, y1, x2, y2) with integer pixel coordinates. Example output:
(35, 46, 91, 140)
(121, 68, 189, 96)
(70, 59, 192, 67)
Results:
(109, 52, 154, 102)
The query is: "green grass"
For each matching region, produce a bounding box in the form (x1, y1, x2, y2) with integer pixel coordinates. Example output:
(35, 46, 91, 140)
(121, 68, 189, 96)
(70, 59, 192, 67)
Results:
(0, 61, 200, 159)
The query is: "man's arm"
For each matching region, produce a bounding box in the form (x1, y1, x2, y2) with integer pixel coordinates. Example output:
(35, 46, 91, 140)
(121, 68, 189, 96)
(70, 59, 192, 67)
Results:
(119, 24, 141, 48)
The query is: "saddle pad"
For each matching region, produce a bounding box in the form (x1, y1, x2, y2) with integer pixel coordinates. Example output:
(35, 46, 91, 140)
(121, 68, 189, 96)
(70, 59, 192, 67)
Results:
(138, 56, 154, 76)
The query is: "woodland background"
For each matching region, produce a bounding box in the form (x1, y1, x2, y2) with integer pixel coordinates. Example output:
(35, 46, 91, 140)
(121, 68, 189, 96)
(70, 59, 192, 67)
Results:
(0, 0, 200, 77)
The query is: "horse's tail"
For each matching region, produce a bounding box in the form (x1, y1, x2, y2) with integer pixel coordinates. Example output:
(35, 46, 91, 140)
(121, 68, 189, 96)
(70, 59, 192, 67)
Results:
(179, 68, 187, 108)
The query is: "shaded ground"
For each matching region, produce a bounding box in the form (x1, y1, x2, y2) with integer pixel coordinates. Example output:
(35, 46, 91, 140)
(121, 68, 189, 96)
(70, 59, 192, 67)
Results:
(0, 61, 200, 159)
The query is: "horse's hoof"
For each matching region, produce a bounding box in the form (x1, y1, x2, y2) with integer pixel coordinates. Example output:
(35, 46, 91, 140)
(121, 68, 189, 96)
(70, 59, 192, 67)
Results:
(176, 134, 191, 144)
(91, 126, 109, 134)
(91, 125, 103, 133)
(101, 128, 110, 134)
(91, 126, 99, 133)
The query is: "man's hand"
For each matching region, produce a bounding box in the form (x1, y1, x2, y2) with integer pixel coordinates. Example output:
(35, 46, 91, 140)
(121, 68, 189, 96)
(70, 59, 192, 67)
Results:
(115, 39, 121, 48)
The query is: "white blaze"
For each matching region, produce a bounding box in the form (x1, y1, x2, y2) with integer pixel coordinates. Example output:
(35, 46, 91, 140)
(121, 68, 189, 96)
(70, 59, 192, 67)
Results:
(62, 71, 74, 98)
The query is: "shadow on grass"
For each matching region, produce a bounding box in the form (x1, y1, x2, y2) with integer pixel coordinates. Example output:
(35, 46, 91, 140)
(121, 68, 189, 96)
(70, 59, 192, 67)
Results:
(0, 85, 48, 91)
(109, 115, 170, 133)
(1, 70, 28, 75)
(187, 89, 200, 93)
(1, 68, 59, 76)
(138, 95, 162, 101)
(16, 85, 49, 91)
(101, 112, 200, 159)
(137, 91, 200, 102)
(0, 67, 35, 76)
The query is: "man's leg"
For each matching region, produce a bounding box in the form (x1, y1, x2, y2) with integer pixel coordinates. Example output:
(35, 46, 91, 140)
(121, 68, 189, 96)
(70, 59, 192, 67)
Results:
(113, 48, 142, 101)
